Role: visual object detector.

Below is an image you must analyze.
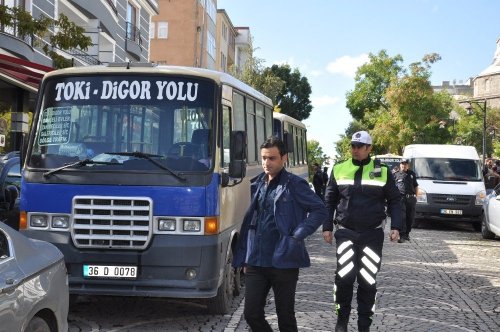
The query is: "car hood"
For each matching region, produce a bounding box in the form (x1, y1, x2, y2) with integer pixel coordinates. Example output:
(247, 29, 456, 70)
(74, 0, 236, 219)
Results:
(1, 223, 64, 275)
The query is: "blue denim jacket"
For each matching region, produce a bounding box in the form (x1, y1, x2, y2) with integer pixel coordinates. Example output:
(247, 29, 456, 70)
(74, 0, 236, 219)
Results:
(232, 169, 327, 269)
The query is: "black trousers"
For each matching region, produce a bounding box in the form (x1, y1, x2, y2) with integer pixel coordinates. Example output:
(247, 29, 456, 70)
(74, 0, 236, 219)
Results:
(244, 266, 299, 332)
(333, 228, 384, 328)
(402, 196, 416, 236)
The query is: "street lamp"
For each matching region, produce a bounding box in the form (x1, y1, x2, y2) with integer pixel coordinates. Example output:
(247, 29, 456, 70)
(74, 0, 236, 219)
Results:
(465, 99, 487, 166)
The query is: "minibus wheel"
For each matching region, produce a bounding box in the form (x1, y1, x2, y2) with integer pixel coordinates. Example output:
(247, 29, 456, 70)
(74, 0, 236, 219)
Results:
(207, 250, 235, 314)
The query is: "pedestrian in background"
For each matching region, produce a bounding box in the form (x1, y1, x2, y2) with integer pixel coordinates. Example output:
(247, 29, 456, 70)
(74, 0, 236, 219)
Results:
(322, 166, 329, 198)
(393, 158, 419, 243)
(322, 131, 402, 332)
(233, 136, 327, 332)
(312, 163, 324, 199)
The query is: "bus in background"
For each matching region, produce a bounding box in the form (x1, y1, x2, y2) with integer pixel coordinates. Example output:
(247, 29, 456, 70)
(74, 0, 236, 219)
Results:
(273, 112, 308, 180)
(19, 63, 276, 314)
(374, 153, 403, 173)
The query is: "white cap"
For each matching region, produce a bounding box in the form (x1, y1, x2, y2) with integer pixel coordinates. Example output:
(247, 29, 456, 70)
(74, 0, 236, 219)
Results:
(351, 131, 372, 145)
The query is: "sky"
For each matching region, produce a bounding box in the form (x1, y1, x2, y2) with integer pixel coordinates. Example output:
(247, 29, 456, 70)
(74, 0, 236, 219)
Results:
(217, 0, 500, 159)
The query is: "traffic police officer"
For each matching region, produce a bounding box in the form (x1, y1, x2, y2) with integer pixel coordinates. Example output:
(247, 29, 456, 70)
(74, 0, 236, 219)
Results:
(322, 131, 402, 332)
(393, 158, 419, 242)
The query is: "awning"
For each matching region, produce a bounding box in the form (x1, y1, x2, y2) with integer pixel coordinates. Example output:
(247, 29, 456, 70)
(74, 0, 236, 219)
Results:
(0, 53, 54, 93)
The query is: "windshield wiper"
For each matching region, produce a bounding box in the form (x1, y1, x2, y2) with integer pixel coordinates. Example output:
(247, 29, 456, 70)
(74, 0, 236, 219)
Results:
(418, 176, 437, 180)
(43, 159, 119, 178)
(105, 151, 186, 181)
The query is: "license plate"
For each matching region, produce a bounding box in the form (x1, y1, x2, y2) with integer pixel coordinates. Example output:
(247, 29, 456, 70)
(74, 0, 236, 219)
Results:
(440, 209, 463, 215)
(83, 265, 137, 279)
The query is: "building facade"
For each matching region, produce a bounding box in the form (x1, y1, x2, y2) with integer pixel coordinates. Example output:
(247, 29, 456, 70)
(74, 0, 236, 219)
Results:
(150, 0, 217, 69)
(473, 37, 500, 108)
(0, 0, 158, 151)
(215, 9, 235, 73)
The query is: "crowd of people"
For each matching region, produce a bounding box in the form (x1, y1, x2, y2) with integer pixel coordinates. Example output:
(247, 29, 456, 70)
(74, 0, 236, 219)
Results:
(232, 131, 408, 332)
(483, 157, 500, 189)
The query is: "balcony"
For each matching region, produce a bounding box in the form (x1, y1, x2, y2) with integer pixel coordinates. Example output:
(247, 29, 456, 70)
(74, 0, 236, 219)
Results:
(125, 22, 142, 60)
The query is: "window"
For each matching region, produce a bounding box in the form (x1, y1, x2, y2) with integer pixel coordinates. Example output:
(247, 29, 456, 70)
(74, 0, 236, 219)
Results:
(255, 103, 265, 162)
(207, 32, 216, 60)
(246, 98, 256, 162)
(126, 2, 138, 40)
(158, 22, 168, 39)
(222, 105, 230, 167)
(149, 22, 155, 39)
(206, 0, 216, 22)
(220, 52, 227, 72)
(233, 93, 245, 131)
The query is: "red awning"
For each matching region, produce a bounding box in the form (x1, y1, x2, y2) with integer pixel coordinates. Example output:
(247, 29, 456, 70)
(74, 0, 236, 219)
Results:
(0, 53, 54, 92)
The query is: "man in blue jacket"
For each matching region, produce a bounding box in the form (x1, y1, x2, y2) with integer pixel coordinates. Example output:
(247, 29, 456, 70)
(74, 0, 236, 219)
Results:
(233, 136, 327, 332)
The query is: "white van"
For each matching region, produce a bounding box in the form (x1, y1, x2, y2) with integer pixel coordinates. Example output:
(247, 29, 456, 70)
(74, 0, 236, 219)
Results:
(402, 144, 486, 230)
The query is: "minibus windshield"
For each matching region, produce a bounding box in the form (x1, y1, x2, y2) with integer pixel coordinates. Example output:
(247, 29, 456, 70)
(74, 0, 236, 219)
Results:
(28, 75, 215, 173)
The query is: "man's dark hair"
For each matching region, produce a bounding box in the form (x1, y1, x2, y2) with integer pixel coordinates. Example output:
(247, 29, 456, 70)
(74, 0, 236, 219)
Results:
(260, 136, 287, 156)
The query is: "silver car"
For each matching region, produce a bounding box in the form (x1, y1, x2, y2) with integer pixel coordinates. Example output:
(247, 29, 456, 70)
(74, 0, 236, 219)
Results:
(482, 184, 500, 239)
(0, 223, 68, 332)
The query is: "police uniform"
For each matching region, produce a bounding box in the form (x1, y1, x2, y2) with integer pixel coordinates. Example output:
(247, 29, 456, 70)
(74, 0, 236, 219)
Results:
(393, 160, 418, 241)
(323, 132, 402, 331)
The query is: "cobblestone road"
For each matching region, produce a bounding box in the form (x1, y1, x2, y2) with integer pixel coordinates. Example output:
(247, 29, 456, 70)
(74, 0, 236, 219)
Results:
(68, 221, 500, 331)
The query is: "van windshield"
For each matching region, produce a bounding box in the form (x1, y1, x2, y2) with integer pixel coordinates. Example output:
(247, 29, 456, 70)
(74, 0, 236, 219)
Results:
(413, 158, 482, 181)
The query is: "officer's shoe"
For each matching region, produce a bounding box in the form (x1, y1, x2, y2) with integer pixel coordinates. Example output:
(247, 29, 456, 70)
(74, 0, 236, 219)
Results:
(358, 325, 370, 332)
(398, 237, 406, 243)
(335, 316, 349, 332)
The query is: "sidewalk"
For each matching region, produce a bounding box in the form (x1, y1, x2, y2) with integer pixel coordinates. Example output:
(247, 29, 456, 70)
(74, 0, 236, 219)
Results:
(227, 225, 500, 331)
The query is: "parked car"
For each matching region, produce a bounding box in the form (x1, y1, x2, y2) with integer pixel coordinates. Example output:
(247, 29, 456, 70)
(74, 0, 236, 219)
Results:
(481, 184, 500, 239)
(0, 222, 69, 332)
(0, 154, 20, 230)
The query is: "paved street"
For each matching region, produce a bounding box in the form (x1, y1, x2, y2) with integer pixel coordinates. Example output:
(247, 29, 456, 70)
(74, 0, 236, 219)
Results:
(69, 221, 500, 331)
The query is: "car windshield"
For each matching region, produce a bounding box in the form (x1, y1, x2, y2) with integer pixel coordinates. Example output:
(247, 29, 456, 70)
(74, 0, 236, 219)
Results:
(28, 75, 215, 173)
(413, 157, 482, 181)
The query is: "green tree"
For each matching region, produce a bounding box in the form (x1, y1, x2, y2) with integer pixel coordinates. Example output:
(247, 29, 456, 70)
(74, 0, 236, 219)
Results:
(339, 50, 455, 159)
(265, 64, 313, 121)
(307, 140, 329, 181)
(0, 5, 92, 69)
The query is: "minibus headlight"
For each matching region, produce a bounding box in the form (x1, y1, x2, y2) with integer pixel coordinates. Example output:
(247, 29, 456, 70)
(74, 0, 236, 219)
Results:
(476, 190, 486, 205)
(52, 215, 70, 229)
(158, 218, 176, 231)
(30, 215, 48, 228)
(183, 219, 201, 232)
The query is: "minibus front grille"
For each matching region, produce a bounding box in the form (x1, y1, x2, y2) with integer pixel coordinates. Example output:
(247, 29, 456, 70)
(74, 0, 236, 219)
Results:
(429, 194, 472, 207)
(71, 196, 152, 249)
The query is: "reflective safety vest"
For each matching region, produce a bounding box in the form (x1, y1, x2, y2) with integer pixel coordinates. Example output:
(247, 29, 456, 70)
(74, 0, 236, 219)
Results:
(332, 158, 393, 231)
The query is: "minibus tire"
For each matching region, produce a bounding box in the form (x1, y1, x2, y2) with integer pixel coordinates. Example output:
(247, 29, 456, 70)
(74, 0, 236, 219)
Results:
(207, 250, 235, 314)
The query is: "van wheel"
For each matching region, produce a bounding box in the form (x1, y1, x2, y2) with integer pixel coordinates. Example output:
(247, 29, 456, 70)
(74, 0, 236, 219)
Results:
(25, 316, 51, 332)
(207, 250, 234, 315)
(481, 215, 496, 239)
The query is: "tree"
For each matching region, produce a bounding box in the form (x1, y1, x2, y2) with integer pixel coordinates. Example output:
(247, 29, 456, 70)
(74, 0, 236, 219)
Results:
(346, 50, 403, 121)
(0, 5, 92, 69)
(265, 64, 313, 121)
(339, 50, 455, 159)
(307, 140, 329, 181)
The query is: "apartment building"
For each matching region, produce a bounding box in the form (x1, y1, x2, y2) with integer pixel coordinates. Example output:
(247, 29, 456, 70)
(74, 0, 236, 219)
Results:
(0, 0, 158, 150)
(215, 9, 235, 73)
(150, 0, 217, 69)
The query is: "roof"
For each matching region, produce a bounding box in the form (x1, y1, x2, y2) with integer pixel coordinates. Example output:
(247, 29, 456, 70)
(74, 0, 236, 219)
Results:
(0, 54, 54, 92)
